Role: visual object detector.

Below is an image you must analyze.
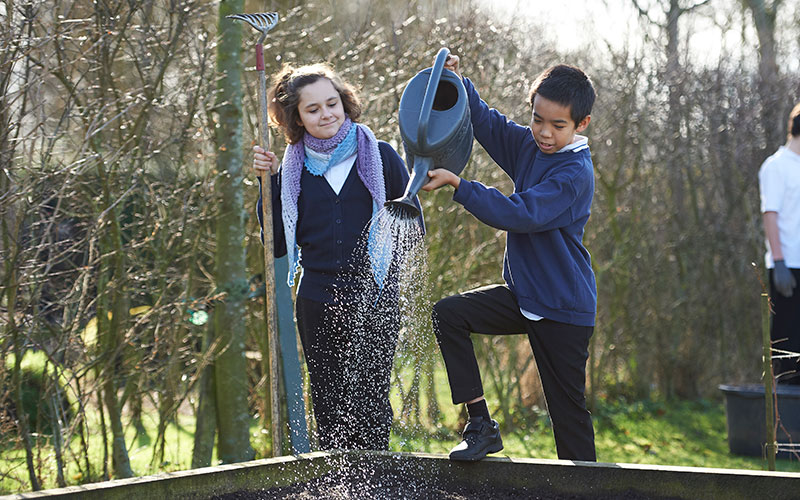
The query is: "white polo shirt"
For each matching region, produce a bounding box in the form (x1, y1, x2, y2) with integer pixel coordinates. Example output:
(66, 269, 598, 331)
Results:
(759, 146, 800, 268)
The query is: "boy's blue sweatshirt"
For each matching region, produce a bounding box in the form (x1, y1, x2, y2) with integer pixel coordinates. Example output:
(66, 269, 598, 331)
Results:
(455, 78, 596, 326)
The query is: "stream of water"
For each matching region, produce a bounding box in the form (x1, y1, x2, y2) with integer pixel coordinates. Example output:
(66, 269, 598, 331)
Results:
(285, 206, 436, 490)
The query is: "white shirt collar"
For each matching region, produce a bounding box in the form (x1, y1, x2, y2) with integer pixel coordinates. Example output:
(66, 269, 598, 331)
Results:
(557, 135, 588, 153)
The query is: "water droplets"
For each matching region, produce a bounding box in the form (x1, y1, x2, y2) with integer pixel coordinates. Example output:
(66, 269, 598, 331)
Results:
(261, 207, 435, 495)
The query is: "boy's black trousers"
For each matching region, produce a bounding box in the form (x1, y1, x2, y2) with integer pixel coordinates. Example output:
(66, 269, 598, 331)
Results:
(433, 284, 596, 461)
(770, 267, 800, 384)
(295, 295, 398, 451)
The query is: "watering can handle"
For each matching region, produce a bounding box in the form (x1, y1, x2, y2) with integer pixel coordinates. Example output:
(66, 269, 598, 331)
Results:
(417, 47, 451, 151)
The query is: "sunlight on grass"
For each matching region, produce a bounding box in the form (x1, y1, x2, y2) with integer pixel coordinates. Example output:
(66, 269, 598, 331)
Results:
(1, 404, 207, 494)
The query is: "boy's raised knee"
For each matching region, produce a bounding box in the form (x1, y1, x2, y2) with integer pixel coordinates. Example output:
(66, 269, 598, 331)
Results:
(432, 295, 459, 324)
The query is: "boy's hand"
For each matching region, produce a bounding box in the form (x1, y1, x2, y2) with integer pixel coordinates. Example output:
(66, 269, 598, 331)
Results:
(252, 145, 279, 177)
(422, 168, 461, 191)
(444, 54, 462, 78)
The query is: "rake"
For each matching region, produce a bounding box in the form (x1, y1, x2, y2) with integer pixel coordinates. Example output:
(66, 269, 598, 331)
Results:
(227, 11, 283, 456)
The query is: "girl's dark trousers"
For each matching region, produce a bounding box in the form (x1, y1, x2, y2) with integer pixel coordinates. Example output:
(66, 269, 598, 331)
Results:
(295, 294, 399, 451)
(433, 284, 596, 461)
(770, 267, 800, 385)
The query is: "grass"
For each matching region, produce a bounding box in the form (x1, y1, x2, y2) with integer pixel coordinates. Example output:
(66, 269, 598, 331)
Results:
(591, 398, 800, 471)
(0, 399, 209, 494)
(390, 397, 800, 472)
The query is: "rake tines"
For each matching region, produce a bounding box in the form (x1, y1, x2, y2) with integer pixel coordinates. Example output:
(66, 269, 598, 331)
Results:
(226, 12, 279, 43)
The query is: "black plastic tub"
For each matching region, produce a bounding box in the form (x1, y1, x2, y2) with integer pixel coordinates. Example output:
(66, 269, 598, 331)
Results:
(3, 451, 800, 500)
(719, 383, 800, 459)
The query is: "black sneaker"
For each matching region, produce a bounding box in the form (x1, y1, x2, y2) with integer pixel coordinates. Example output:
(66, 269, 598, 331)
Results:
(448, 416, 503, 461)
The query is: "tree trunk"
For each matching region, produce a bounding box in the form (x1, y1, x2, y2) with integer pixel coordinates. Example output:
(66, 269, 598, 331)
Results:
(212, 0, 256, 464)
(9, 312, 41, 491)
(48, 382, 67, 487)
(744, 0, 784, 153)
(2, 169, 41, 491)
(97, 218, 134, 479)
(192, 318, 218, 468)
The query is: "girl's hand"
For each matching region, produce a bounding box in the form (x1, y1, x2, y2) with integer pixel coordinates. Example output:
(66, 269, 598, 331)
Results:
(252, 145, 279, 177)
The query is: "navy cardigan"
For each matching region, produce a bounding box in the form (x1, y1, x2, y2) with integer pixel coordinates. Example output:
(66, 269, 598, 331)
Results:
(257, 141, 423, 303)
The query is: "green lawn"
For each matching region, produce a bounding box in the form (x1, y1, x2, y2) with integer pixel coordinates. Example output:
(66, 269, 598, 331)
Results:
(0, 406, 205, 494)
(390, 397, 800, 472)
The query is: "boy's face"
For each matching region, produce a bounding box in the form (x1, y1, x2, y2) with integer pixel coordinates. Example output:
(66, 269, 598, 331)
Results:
(530, 95, 590, 154)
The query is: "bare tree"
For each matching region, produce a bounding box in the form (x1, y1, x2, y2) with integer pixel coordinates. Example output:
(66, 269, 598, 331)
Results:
(2, 1, 49, 490)
(212, 0, 256, 463)
(743, 0, 785, 154)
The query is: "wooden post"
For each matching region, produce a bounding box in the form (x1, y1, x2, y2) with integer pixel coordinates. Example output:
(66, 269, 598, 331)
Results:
(762, 292, 776, 470)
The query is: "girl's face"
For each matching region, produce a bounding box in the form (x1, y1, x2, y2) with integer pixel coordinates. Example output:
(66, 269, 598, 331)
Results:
(297, 78, 346, 140)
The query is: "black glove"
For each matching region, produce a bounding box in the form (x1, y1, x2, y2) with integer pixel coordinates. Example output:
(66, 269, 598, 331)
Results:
(773, 260, 796, 298)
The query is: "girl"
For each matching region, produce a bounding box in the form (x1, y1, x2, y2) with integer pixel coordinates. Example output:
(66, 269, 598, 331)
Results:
(253, 63, 423, 450)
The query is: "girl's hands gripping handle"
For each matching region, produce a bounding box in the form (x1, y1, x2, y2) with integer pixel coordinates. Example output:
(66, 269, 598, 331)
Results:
(252, 145, 279, 177)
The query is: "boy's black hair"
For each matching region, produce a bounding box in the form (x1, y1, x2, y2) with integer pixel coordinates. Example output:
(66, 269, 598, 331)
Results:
(528, 64, 595, 126)
(789, 102, 800, 138)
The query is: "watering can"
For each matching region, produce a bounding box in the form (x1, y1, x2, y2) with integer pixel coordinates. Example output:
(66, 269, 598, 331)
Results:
(385, 47, 473, 218)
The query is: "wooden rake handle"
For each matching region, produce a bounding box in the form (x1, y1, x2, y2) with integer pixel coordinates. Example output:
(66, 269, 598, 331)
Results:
(229, 11, 283, 457)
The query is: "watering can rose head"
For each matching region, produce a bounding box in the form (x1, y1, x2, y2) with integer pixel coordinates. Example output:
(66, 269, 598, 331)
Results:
(269, 63, 362, 143)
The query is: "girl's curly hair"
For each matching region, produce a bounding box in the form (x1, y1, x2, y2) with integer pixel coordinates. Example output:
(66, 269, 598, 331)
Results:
(268, 63, 362, 144)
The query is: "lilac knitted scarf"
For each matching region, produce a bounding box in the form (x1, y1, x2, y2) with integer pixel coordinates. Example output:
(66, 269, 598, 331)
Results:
(281, 117, 387, 288)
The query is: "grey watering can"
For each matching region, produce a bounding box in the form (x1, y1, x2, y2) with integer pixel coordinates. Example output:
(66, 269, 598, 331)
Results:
(385, 47, 473, 218)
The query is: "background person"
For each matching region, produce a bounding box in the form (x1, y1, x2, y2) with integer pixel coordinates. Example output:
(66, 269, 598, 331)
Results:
(758, 102, 800, 385)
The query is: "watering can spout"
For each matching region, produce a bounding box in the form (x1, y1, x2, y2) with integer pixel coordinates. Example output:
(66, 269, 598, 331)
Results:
(384, 156, 432, 219)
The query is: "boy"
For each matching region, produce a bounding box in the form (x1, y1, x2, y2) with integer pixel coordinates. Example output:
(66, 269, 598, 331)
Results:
(421, 54, 597, 462)
(758, 102, 800, 384)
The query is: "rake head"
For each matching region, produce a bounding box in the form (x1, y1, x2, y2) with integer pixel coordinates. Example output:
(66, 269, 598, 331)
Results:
(227, 12, 279, 43)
